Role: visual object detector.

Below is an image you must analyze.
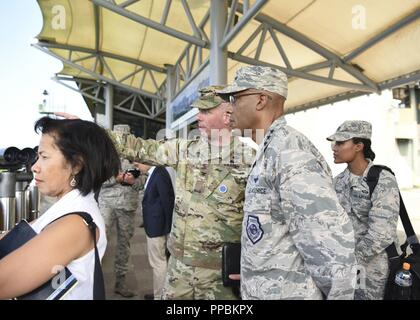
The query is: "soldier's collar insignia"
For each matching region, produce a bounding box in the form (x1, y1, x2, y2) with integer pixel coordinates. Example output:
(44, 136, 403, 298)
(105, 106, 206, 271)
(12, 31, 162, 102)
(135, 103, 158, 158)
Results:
(219, 184, 228, 193)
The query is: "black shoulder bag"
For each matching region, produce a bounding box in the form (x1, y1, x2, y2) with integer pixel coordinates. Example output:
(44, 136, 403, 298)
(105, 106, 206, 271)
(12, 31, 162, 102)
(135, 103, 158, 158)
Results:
(0, 212, 105, 300)
(366, 165, 420, 300)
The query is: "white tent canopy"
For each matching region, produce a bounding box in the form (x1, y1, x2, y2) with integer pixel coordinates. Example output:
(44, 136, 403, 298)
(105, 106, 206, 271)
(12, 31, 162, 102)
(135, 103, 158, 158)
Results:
(34, 0, 420, 121)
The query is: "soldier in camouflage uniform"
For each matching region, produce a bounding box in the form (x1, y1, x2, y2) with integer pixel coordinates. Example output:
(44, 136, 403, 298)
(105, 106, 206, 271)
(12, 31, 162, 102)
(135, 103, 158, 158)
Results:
(99, 124, 145, 298)
(217, 66, 357, 299)
(110, 86, 256, 299)
(327, 120, 400, 300)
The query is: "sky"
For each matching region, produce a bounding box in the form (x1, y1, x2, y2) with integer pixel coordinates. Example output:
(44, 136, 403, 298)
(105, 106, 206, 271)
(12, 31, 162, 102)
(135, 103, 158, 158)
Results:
(0, 0, 92, 150)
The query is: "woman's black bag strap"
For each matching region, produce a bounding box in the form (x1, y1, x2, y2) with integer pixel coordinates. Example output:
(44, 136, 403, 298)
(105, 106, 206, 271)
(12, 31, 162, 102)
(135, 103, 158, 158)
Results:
(366, 165, 419, 257)
(47, 212, 106, 300)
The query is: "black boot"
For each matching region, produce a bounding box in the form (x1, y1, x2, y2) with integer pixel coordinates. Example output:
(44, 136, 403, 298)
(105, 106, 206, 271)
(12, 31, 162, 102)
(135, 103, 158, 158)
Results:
(114, 275, 136, 298)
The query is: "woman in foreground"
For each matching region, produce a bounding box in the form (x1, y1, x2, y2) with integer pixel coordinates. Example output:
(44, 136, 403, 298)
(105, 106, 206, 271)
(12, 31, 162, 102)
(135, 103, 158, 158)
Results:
(0, 116, 119, 299)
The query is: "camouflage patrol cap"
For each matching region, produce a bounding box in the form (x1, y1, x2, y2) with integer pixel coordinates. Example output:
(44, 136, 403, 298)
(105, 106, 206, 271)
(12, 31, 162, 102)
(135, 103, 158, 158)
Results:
(216, 66, 288, 98)
(191, 85, 227, 110)
(326, 120, 372, 142)
(113, 124, 131, 134)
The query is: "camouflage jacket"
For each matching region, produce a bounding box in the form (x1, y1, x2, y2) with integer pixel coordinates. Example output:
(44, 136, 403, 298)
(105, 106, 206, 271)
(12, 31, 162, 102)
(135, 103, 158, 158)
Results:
(334, 160, 400, 265)
(111, 132, 255, 269)
(98, 158, 145, 211)
(241, 117, 356, 300)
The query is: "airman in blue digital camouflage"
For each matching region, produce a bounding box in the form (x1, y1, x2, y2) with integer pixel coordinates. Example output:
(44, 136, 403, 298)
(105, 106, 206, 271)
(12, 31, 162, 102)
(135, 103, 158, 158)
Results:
(99, 124, 145, 298)
(218, 66, 357, 300)
(328, 120, 400, 300)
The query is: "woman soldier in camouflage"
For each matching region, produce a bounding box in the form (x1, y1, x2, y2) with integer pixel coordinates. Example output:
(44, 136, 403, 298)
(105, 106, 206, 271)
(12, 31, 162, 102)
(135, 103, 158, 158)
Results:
(327, 120, 400, 300)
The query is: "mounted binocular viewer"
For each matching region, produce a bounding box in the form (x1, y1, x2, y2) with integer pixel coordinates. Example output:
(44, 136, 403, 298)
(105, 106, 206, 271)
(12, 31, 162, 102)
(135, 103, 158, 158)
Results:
(0, 146, 38, 171)
(0, 146, 40, 232)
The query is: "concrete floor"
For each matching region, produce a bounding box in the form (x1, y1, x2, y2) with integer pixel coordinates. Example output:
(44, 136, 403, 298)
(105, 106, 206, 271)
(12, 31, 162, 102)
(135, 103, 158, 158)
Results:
(102, 212, 153, 300)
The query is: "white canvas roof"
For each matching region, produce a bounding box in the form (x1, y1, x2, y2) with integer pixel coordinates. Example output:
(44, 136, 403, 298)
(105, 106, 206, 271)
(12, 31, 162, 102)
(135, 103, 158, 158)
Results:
(34, 0, 420, 117)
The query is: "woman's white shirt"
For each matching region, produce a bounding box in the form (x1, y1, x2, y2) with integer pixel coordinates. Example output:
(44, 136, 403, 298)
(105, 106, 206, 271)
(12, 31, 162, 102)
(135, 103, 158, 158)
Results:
(31, 189, 107, 300)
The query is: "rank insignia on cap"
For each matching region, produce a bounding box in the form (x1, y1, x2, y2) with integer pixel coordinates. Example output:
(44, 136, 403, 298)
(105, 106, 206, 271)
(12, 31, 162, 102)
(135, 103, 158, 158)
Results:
(219, 184, 228, 193)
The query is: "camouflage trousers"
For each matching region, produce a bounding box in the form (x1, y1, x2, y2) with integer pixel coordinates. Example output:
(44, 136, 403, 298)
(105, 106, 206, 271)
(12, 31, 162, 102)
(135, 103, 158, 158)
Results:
(161, 255, 238, 300)
(355, 252, 389, 300)
(100, 207, 136, 277)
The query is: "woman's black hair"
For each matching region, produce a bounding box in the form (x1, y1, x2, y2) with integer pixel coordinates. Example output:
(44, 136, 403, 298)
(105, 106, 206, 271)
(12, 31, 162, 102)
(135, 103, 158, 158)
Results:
(352, 137, 376, 161)
(34, 117, 120, 196)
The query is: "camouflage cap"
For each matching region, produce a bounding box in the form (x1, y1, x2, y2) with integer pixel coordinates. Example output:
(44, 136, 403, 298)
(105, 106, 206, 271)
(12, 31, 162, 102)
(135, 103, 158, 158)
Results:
(113, 124, 131, 134)
(216, 66, 288, 98)
(326, 120, 372, 142)
(191, 85, 227, 110)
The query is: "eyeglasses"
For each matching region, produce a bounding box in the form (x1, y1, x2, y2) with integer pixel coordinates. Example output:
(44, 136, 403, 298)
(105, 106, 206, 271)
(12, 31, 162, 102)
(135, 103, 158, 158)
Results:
(229, 92, 269, 106)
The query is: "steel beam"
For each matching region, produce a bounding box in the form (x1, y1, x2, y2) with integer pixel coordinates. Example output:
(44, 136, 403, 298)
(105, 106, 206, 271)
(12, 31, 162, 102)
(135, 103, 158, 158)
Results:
(119, 0, 139, 9)
(230, 53, 375, 92)
(114, 106, 165, 123)
(344, 10, 420, 62)
(181, 0, 201, 38)
(172, 59, 210, 101)
(287, 69, 420, 114)
(170, 10, 210, 98)
(223, 0, 238, 40)
(53, 76, 168, 123)
(379, 70, 420, 90)
(295, 60, 331, 73)
(152, 82, 168, 118)
(161, 0, 172, 25)
(219, 2, 379, 92)
(242, 0, 250, 13)
(220, 0, 268, 49)
(91, 0, 207, 47)
(33, 43, 164, 100)
(52, 76, 105, 104)
(267, 25, 292, 69)
(37, 41, 165, 73)
(249, 10, 380, 93)
(236, 23, 263, 56)
(116, 93, 135, 109)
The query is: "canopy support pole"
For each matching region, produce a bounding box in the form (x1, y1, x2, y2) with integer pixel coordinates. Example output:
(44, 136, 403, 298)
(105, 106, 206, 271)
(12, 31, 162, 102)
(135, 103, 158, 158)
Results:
(210, 0, 228, 85)
(165, 64, 176, 136)
(104, 83, 114, 130)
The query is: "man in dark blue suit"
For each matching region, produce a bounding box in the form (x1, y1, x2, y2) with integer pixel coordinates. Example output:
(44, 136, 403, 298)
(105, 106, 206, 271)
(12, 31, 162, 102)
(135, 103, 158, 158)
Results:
(135, 163, 175, 300)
